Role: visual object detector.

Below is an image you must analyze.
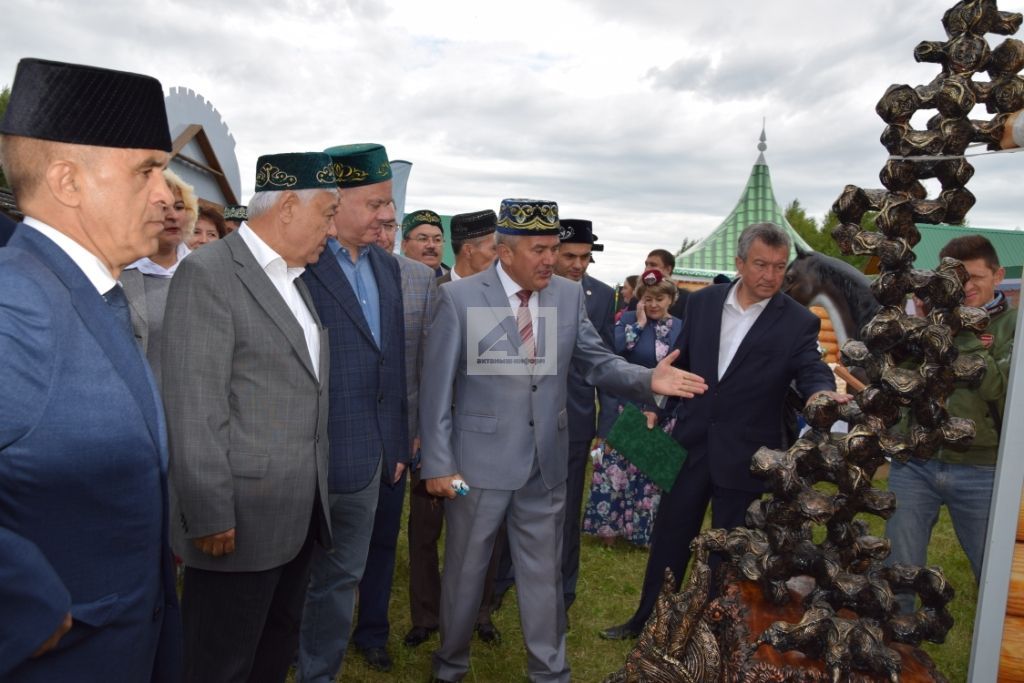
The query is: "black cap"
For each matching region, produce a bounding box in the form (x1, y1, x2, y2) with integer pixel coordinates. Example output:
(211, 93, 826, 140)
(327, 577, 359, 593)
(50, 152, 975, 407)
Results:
(558, 218, 604, 252)
(0, 58, 172, 152)
(451, 209, 497, 242)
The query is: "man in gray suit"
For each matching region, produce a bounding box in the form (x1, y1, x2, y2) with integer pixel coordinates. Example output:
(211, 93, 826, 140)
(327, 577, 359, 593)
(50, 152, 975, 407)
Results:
(420, 198, 708, 683)
(161, 152, 338, 683)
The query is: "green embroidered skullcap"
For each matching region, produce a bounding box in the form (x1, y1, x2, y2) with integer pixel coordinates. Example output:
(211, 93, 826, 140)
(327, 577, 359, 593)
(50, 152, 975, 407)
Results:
(253, 152, 336, 193)
(323, 143, 393, 188)
(401, 209, 443, 238)
(496, 198, 560, 236)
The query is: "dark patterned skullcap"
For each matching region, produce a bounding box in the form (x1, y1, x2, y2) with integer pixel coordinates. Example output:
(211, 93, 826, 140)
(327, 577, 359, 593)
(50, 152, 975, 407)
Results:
(496, 198, 559, 236)
(0, 58, 171, 151)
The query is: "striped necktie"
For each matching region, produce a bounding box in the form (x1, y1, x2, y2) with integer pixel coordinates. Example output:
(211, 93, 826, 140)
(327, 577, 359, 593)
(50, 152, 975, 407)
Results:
(516, 289, 534, 358)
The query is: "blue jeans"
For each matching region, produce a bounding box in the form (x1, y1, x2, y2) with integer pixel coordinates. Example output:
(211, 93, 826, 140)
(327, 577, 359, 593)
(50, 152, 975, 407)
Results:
(298, 459, 382, 683)
(884, 459, 995, 613)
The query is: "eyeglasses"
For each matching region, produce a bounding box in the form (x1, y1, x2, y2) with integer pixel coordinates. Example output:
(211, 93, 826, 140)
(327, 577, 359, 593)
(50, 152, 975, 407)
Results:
(410, 235, 444, 245)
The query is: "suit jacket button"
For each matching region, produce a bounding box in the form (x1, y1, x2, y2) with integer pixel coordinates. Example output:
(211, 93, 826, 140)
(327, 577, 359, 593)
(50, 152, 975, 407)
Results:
(529, 420, 534, 426)
(377, 393, 384, 403)
(531, 385, 537, 392)
(152, 605, 162, 621)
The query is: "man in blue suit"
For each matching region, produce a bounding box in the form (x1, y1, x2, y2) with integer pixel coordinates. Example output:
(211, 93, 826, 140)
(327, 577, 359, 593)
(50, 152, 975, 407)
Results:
(298, 143, 410, 682)
(555, 218, 617, 617)
(0, 58, 182, 681)
(601, 222, 848, 640)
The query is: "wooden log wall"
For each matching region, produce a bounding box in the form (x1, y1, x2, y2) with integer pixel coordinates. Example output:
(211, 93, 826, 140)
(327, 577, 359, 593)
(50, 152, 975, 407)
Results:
(999, 487, 1024, 680)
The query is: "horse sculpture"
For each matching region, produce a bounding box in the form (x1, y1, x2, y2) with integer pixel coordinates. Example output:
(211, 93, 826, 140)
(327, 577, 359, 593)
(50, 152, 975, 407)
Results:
(783, 247, 879, 345)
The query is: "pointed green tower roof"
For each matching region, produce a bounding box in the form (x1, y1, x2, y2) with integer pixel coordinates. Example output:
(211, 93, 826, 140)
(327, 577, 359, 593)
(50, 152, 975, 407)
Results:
(674, 125, 812, 280)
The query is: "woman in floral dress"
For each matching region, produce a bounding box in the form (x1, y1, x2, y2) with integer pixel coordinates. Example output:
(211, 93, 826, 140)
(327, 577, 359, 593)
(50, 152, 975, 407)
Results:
(584, 269, 683, 547)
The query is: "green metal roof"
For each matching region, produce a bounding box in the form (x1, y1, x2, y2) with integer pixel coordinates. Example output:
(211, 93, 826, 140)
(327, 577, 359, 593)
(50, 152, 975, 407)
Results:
(674, 133, 812, 280)
(913, 223, 1024, 279)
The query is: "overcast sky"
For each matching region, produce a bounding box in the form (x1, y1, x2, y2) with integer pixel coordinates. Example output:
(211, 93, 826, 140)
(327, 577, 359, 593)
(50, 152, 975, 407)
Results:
(4, 0, 1024, 282)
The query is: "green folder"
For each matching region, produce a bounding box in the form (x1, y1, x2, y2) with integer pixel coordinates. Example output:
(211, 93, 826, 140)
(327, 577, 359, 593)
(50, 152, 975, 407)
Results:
(605, 404, 688, 492)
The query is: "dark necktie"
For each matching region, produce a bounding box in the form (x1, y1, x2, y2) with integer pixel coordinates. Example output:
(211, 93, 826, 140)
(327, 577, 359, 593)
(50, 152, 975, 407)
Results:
(516, 289, 534, 358)
(103, 284, 134, 340)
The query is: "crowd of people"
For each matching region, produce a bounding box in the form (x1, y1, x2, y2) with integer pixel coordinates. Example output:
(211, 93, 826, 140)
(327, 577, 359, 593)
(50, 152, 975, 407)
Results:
(0, 56, 1015, 683)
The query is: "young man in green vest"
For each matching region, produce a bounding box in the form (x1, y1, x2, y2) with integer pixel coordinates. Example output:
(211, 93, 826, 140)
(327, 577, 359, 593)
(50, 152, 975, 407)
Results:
(886, 234, 1017, 613)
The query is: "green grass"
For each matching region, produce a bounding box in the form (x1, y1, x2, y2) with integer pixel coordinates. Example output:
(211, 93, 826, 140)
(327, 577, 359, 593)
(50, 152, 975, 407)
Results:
(297, 467, 976, 682)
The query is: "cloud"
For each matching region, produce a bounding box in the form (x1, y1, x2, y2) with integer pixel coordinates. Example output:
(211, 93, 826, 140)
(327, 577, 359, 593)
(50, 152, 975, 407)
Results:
(3, 0, 1023, 285)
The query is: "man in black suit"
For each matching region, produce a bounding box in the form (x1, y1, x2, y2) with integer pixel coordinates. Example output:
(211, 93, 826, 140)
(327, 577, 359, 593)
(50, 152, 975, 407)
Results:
(602, 222, 848, 640)
(555, 218, 616, 618)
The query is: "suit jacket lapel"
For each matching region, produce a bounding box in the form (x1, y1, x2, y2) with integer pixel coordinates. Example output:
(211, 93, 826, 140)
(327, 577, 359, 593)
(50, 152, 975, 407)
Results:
(700, 284, 729, 385)
(719, 289, 786, 384)
(581, 274, 597, 320)
(11, 228, 162, 447)
(369, 246, 400, 355)
(296, 277, 330, 386)
(120, 268, 148, 338)
(480, 263, 521, 351)
(309, 245, 379, 351)
(228, 234, 319, 381)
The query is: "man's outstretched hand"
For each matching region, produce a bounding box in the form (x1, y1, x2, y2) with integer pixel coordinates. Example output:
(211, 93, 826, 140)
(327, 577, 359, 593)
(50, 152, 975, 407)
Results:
(651, 349, 707, 398)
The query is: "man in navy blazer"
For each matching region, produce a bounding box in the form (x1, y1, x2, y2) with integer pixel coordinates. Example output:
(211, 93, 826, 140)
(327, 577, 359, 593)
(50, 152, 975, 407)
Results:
(602, 222, 847, 640)
(556, 219, 617, 615)
(0, 58, 181, 681)
(298, 143, 410, 682)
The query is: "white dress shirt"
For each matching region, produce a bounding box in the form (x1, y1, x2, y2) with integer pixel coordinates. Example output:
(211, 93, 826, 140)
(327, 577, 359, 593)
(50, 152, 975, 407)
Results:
(125, 242, 191, 277)
(496, 261, 537, 321)
(22, 216, 117, 295)
(717, 281, 770, 380)
(239, 224, 320, 380)
(449, 267, 462, 281)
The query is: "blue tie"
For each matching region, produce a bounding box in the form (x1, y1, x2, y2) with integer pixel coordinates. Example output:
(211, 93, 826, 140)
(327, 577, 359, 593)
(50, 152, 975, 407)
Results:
(103, 284, 135, 340)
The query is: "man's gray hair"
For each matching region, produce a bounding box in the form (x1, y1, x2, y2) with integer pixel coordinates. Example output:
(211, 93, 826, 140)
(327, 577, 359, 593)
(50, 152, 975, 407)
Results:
(246, 188, 332, 220)
(454, 231, 497, 256)
(737, 222, 791, 260)
(495, 232, 520, 251)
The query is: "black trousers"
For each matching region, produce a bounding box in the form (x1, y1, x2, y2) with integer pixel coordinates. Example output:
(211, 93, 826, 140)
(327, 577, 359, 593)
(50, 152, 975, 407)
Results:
(626, 452, 760, 630)
(408, 475, 499, 628)
(562, 439, 590, 610)
(181, 524, 317, 683)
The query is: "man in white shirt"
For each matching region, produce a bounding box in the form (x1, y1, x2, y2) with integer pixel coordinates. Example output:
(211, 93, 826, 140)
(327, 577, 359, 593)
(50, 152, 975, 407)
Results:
(602, 222, 848, 641)
(161, 152, 339, 683)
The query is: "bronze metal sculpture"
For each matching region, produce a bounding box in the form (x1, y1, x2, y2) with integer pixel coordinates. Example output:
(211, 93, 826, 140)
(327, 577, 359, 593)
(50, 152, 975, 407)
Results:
(606, 2, 1021, 680)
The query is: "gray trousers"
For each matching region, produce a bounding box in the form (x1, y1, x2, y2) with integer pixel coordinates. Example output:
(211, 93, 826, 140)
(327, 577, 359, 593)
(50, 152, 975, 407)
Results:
(433, 462, 569, 683)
